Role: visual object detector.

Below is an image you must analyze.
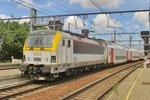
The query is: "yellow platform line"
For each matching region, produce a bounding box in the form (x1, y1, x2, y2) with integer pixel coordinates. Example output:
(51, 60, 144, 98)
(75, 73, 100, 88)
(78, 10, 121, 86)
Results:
(124, 68, 144, 100)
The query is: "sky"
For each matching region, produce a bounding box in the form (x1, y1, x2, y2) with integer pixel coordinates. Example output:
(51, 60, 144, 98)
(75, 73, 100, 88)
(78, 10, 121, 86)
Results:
(0, 0, 149, 49)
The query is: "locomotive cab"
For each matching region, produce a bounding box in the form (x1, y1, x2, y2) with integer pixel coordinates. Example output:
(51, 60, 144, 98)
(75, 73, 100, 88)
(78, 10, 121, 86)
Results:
(20, 30, 72, 80)
(23, 30, 60, 65)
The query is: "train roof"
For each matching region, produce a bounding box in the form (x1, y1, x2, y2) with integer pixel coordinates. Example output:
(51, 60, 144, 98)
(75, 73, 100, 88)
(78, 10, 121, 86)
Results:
(128, 48, 140, 51)
(29, 30, 141, 52)
(30, 30, 56, 35)
(106, 41, 128, 50)
(95, 39, 106, 43)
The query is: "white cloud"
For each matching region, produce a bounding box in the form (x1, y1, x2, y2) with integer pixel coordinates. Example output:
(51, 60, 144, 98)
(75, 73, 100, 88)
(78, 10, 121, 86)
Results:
(125, 21, 140, 31)
(63, 16, 85, 32)
(18, 16, 30, 24)
(69, 0, 123, 9)
(93, 14, 121, 32)
(0, 15, 10, 19)
(0, 14, 30, 24)
(0, 15, 10, 22)
(131, 24, 140, 30)
(133, 12, 149, 28)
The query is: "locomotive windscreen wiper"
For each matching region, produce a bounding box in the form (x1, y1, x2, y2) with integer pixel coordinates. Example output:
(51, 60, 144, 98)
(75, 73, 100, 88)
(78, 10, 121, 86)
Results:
(27, 33, 54, 48)
(34, 37, 39, 47)
(28, 34, 40, 49)
(39, 34, 44, 50)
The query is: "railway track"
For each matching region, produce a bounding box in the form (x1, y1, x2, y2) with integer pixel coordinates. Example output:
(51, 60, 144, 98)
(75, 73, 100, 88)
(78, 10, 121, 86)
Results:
(0, 61, 143, 100)
(0, 80, 43, 99)
(0, 77, 62, 99)
(62, 63, 143, 100)
(0, 75, 31, 89)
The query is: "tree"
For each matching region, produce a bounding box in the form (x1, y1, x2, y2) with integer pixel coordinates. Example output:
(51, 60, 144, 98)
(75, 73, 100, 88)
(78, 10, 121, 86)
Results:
(0, 21, 30, 62)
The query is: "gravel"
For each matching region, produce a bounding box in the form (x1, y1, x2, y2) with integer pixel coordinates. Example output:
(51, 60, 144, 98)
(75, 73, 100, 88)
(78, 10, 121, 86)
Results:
(0, 76, 30, 87)
(17, 62, 142, 100)
(0, 69, 29, 87)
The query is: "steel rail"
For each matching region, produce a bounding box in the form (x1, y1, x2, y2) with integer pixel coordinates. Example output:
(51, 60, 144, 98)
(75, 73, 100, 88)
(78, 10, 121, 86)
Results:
(62, 62, 143, 100)
(97, 63, 143, 100)
(0, 80, 36, 99)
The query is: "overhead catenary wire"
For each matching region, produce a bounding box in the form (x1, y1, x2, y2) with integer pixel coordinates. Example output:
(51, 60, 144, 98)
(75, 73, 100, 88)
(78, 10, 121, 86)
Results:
(0, 9, 149, 21)
(27, 0, 85, 30)
(89, 0, 123, 41)
(2, 1, 150, 34)
(36, 0, 91, 28)
(89, 32, 141, 35)
(11, 0, 84, 30)
(11, 0, 50, 16)
(90, 0, 110, 28)
(90, 0, 130, 33)
(90, 0, 120, 29)
(36, 0, 74, 13)
(35, 0, 87, 29)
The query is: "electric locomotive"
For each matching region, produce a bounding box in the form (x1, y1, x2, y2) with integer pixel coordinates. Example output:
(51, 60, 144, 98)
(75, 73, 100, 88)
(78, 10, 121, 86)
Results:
(20, 29, 143, 80)
(20, 29, 107, 80)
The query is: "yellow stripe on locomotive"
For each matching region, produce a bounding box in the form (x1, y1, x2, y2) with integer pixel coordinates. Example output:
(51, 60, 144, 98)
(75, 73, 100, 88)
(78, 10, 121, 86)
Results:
(23, 31, 61, 52)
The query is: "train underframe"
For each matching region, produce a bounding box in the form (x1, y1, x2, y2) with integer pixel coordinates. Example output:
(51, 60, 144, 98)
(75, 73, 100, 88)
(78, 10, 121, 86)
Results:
(19, 63, 107, 81)
(20, 60, 142, 81)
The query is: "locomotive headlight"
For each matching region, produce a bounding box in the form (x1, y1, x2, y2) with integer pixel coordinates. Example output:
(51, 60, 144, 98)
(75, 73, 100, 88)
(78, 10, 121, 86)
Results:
(51, 56, 56, 63)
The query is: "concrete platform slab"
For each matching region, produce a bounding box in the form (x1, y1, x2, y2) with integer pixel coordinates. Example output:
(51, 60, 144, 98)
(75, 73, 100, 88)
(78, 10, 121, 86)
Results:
(0, 69, 21, 78)
(106, 67, 150, 100)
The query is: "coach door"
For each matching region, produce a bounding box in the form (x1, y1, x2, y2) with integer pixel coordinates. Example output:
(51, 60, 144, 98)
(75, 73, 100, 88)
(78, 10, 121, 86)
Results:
(66, 39, 72, 64)
(110, 48, 114, 64)
(130, 51, 132, 61)
(61, 39, 67, 64)
(61, 39, 72, 64)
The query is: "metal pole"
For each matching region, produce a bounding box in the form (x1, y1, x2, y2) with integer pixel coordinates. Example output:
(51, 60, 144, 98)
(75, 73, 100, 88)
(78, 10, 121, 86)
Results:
(68, 23, 70, 31)
(30, 8, 33, 32)
(130, 36, 132, 48)
(30, 8, 37, 32)
(53, 17, 55, 30)
(139, 40, 141, 50)
(114, 30, 116, 43)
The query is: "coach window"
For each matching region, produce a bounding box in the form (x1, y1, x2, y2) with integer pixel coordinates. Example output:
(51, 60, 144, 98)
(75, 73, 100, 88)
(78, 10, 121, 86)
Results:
(62, 39, 65, 46)
(68, 40, 71, 47)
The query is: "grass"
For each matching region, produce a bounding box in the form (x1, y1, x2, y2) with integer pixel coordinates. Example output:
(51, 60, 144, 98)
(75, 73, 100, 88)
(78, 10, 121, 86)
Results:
(113, 83, 119, 95)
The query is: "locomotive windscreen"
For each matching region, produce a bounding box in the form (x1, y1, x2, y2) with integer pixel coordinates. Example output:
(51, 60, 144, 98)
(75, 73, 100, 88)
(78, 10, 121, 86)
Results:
(26, 33, 54, 48)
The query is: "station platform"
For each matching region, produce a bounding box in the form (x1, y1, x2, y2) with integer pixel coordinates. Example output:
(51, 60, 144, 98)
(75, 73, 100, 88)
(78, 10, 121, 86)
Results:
(106, 66, 150, 100)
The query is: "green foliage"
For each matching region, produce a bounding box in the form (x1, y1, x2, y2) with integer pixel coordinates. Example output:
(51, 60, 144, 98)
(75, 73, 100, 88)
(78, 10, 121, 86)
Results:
(0, 21, 30, 62)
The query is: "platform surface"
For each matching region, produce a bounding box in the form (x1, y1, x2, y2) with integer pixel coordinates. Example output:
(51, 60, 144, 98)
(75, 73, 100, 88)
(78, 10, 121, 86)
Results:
(106, 67, 150, 100)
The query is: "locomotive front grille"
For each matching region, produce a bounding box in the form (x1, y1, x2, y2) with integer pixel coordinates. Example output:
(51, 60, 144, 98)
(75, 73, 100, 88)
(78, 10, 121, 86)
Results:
(34, 58, 41, 61)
